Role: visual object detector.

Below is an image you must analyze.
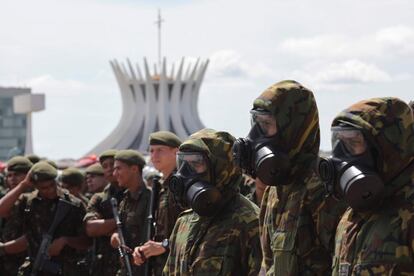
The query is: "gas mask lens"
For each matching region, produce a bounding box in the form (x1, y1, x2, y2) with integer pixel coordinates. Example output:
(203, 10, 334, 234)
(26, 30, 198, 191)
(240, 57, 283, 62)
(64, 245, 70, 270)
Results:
(176, 152, 208, 175)
(250, 110, 277, 137)
(331, 128, 367, 156)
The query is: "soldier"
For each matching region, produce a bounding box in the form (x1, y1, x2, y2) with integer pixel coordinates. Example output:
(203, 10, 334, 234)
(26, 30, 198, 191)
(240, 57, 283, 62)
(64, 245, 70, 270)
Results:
(136, 131, 184, 276)
(85, 163, 107, 194)
(232, 80, 346, 275)
(4, 156, 33, 192)
(110, 149, 151, 276)
(0, 161, 90, 275)
(133, 129, 262, 275)
(0, 156, 33, 275)
(325, 98, 414, 274)
(60, 167, 89, 207)
(84, 149, 123, 276)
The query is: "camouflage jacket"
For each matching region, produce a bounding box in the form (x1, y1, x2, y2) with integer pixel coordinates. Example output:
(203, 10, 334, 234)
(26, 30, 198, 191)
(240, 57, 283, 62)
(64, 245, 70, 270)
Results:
(11, 187, 86, 272)
(84, 183, 124, 276)
(163, 129, 262, 276)
(331, 97, 414, 275)
(117, 184, 151, 276)
(163, 194, 261, 276)
(260, 173, 345, 275)
(255, 81, 346, 275)
(1, 199, 27, 276)
(152, 172, 186, 276)
(84, 183, 124, 221)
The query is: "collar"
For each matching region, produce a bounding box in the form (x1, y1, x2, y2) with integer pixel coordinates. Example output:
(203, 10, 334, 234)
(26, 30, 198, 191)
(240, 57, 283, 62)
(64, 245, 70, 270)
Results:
(161, 169, 176, 188)
(32, 186, 67, 200)
(125, 184, 145, 200)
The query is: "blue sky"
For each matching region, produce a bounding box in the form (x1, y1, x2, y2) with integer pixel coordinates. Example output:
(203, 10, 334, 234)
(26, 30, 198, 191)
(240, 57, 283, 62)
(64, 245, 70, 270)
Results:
(1, 0, 413, 159)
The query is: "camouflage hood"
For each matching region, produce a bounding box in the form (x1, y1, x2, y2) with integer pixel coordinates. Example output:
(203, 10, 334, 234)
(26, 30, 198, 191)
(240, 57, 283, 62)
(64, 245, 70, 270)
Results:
(253, 80, 320, 182)
(179, 128, 241, 194)
(332, 97, 414, 195)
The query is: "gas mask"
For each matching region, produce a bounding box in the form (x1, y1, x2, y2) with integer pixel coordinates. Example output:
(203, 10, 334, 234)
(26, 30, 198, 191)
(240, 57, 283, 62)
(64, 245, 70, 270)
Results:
(233, 109, 290, 186)
(318, 125, 384, 211)
(169, 152, 222, 217)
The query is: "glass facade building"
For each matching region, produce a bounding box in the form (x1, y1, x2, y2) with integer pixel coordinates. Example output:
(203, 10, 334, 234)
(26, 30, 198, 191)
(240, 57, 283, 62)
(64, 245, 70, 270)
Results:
(0, 87, 30, 161)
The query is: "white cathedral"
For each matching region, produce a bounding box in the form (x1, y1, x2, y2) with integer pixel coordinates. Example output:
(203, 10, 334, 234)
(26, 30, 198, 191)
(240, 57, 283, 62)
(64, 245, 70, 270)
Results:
(87, 57, 209, 155)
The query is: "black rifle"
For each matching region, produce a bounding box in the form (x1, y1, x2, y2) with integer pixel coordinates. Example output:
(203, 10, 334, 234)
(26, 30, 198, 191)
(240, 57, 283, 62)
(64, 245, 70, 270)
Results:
(30, 198, 74, 276)
(111, 197, 133, 276)
(142, 175, 162, 276)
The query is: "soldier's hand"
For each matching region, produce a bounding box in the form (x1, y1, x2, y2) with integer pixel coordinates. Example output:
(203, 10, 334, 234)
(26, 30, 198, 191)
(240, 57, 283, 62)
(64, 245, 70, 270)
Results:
(20, 172, 33, 189)
(48, 237, 67, 256)
(132, 246, 145, 266)
(110, 233, 120, 248)
(140, 240, 166, 258)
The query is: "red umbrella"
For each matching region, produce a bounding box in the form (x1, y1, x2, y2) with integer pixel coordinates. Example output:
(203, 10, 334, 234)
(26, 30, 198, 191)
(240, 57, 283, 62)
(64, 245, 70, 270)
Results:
(75, 155, 98, 168)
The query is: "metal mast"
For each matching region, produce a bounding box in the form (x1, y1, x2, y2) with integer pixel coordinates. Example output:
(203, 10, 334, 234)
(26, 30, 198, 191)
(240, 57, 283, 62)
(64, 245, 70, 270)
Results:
(155, 9, 164, 69)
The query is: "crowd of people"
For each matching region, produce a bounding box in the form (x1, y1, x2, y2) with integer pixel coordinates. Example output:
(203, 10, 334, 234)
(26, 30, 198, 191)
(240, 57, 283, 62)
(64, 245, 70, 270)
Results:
(0, 79, 413, 275)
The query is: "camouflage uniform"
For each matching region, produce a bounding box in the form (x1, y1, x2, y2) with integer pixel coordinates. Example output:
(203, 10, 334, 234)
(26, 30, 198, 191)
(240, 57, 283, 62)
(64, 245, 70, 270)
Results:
(1, 208, 27, 275)
(163, 129, 262, 276)
(331, 97, 414, 275)
(257, 81, 346, 275)
(116, 185, 151, 276)
(83, 183, 124, 276)
(13, 187, 87, 276)
(0, 156, 33, 275)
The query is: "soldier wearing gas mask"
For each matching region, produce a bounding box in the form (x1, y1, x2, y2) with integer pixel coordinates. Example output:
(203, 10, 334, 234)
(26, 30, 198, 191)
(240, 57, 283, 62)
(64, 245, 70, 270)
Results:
(233, 80, 346, 275)
(321, 98, 414, 275)
(136, 129, 262, 275)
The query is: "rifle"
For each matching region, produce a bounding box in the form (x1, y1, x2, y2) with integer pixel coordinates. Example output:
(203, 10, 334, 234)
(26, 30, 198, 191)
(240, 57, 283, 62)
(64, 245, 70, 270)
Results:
(110, 197, 133, 276)
(146, 175, 161, 242)
(141, 175, 161, 276)
(30, 198, 74, 276)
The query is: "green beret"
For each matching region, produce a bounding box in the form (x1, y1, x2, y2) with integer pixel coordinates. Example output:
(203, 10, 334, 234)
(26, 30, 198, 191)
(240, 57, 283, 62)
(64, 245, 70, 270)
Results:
(115, 150, 146, 168)
(61, 167, 84, 187)
(25, 154, 41, 164)
(46, 160, 58, 169)
(30, 161, 58, 182)
(85, 163, 104, 175)
(149, 131, 182, 148)
(99, 149, 118, 163)
(7, 156, 33, 173)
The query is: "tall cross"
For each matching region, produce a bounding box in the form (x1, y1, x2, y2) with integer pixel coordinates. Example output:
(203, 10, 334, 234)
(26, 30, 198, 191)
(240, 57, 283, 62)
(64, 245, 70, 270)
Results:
(155, 9, 164, 69)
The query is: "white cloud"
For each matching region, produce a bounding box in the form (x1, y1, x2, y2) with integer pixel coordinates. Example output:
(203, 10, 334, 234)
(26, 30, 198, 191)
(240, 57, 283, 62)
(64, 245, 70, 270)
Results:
(27, 75, 88, 96)
(280, 35, 352, 58)
(207, 50, 276, 81)
(280, 25, 414, 59)
(291, 59, 392, 89)
(375, 25, 414, 54)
